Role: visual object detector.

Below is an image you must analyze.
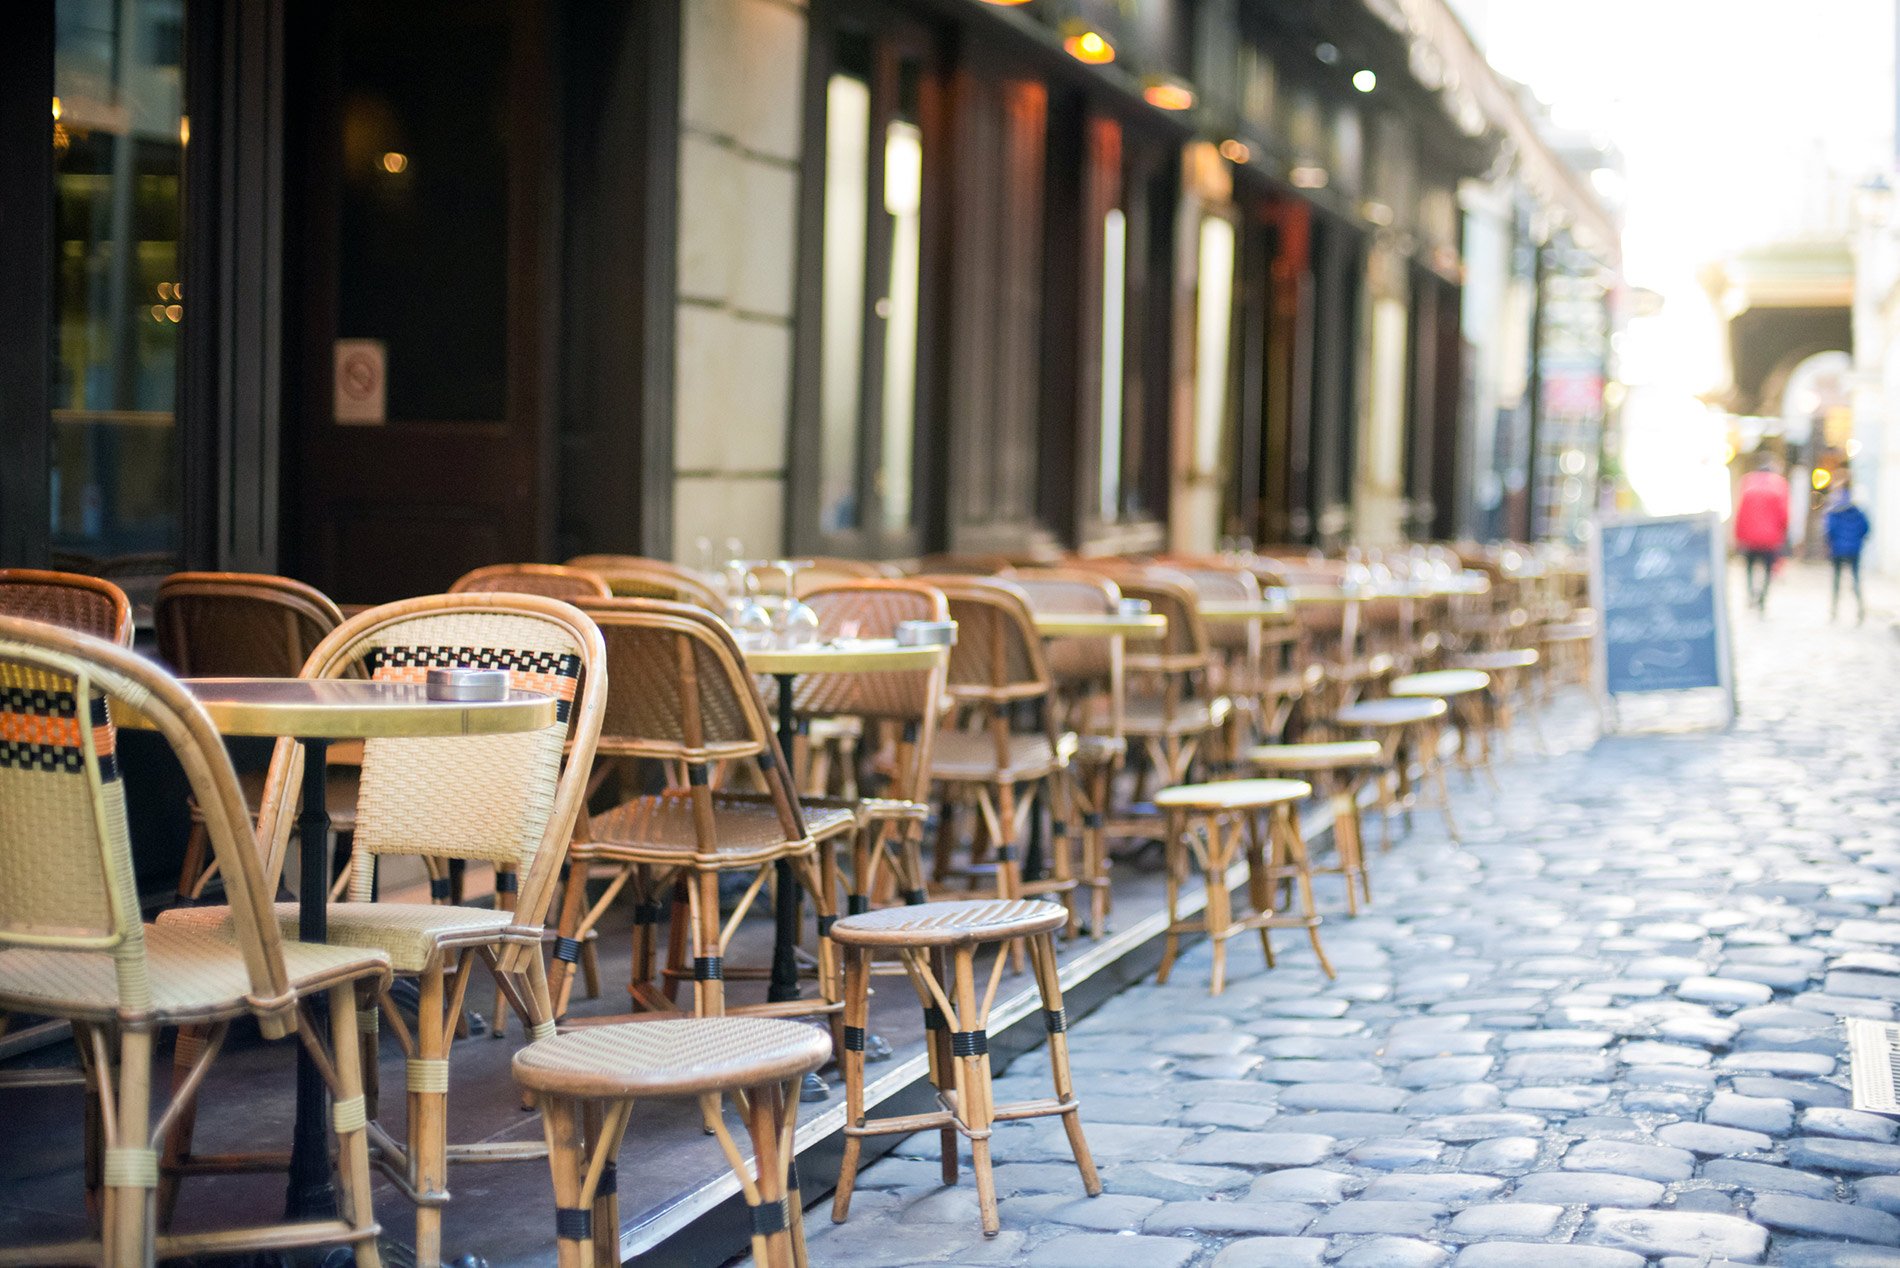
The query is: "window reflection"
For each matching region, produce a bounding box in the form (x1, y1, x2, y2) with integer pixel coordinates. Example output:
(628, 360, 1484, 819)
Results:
(880, 118, 922, 533)
(819, 62, 871, 534)
(51, 0, 187, 565)
(1098, 207, 1127, 521)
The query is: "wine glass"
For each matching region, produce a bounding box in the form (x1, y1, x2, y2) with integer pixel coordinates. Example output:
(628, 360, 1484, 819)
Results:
(773, 560, 821, 648)
(727, 559, 773, 649)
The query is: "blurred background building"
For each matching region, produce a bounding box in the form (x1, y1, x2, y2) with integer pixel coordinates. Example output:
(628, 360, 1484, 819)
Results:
(2, 0, 1621, 602)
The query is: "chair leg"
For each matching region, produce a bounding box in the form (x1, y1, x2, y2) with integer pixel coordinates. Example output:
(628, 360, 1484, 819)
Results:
(409, 965, 452, 1268)
(1156, 808, 1186, 985)
(492, 866, 519, 1037)
(831, 946, 871, 1224)
(105, 1028, 154, 1268)
(330, 983, 384, 1268)
(541, 1094, 592, 1268)
(175, 820, 210, 902)
(1278, 807, 1335, 979)
(689, 870, 726, 1017)
(949, 946, 1000, 1237)
(550, 859, 592, 1015)
(1203, 814, 1236, 996)
(1028, 932, 1100, 1197)
(736, 1077, 805, 1268)
(156, 1026, 206, 1228)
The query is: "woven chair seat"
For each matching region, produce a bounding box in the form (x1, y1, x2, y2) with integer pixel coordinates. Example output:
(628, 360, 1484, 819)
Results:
(1153, 778, 1311, 812)
(0, 923, 390, 1024)
(1335, 697, 1448, 728)
(928, 729, 1069, 782)
(1118, 694, 1229, 738)
(1246, 740, 1385, 771)
(1454, 649, 1539, 672)
(1389, 670, 1489, 698)
(513, 1017, 832, 1099)
(830, 898, 1067, 949)
(582, 794, 853, 867)
(163, 901, 526, 974)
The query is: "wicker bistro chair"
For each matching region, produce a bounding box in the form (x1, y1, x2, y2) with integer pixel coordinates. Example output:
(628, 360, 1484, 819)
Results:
(450, 564, 614, 602)
(1334, 695, 1455, 846)
(1112, 570, 1230, 790)
(514, 1018, 831, 1268)
(920, 579, 1079, 919)
(1246, 741, 1386, 914)
(155, 572, 356, 901)
(0, 568, 133, 645)
(1004, 570, 1128, 938)
(830, 900, 1100, 1238)
(563, 554, 725, 613)
(158, 594, 607, 1268)
(1166, 565, 1266, 761)
(799, 581, 950, 915)
(1152, 778, 1333, 994)
(547, 599, 852, 1031)
(0, 616, 391, 1268)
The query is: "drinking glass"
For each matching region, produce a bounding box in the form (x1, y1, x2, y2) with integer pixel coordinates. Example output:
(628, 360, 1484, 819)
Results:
(773, 560, 821, 648)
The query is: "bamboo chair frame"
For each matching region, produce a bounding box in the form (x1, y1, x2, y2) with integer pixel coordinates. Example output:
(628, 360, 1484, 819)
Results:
(450, 563, 615, 602)
(563, 555, 724, 613)
(157, 593, 606, 1268)
(0, 568, 133, 647)
(0, 617, 389, 1268)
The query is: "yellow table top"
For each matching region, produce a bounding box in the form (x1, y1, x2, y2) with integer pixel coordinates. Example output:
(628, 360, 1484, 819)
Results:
(743, 639, 947, 675)
(1389, 669, 1491, 698)
(1198, 601, 1291, 622)
(118, 677, 557, 740)
(1032, 612, 1169, 639)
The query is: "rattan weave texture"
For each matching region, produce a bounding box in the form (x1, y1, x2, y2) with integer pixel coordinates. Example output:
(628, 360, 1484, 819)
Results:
(794, 584, 946, 721)
(927, 729, 1064, 782)
(586, 795, 850, 865)
(512, 1016, 831, 1098)
(829, 898, 1067, 947)
(0, 570, 133, 646)
(164, 900, 515, 974)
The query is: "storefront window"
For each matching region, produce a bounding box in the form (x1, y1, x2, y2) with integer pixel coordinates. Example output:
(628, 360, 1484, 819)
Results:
(51, 0, 187, 566)
(1097, 207, 1127, 521)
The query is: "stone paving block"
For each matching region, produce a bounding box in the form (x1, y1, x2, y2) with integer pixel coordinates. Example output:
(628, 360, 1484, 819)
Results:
(1579, 1209, 1770, 1261)
(1179, 1099, 1278, 1130)
(1259, 1059, 1384, 1083)
(1141, 1199, 1316, 1235)
(1265, 1111, 1413, 1138)
(1719, 1051, 1837, 1077)
(1656, 1121, 1774, 1156)
(1209, 1236, 1329, 1268)
(1023, 1232, 1199, 1268)
(1102, 1160, 1251, 1200)
(1503, 1051, 1616, 1080)
(1509, 1171, 1666, 1207)
(1277, 1082, 1410, 1112)
(1786, 1136, 1900, 1174)
(1678, 976, 1777, 1006)
(1247, 1167, 1363, 1203)
(1363, 1173, 1505, 1205)
(1448, 1201, 1564, 1236)
(1798, 1106, 1900, 1143)
(1774, 1243, 1900, 1268)
(1700, 1158, 1839, 1199)
(1177, 1131, 1337, 1169)
(1750, 1192, 1900, 1244)
(1857, 1175, 1900, 1213)
(1335, 1237, 1452, 1267)
(1455, 1246, 1644, 1268)
(1728, 1075, 1850, 1108)
(1505, 1085, 1611, 1111)
(1416, 1113, 1547, 1142)
(1706, 1091, 1796, 1134)
(1348, 1139, 1448, 1169)
(1043, 1192, 1162, 1230)
(1398, 1055, 1496, 1088)
(1462, 1136, 1543, 1174)
(1562, 1138, 1698, 1182)
(1620, 1040, 1715, 1066)
(1826, 971, 1900, 1000)
(1385, 1032, 1496, 1059)
(1308, 1200, 1448, 1234)
(1404, 1084, 1505, 1114)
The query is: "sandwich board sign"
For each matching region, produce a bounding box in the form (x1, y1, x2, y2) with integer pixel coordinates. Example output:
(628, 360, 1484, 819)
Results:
(1588, 511, 1736, 728)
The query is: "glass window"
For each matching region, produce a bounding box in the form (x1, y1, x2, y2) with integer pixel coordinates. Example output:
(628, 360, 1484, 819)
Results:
(879, 116, 923, 533)
(1193, 214, 1237, 484)
(819, 53, 871, 534)
(1097, 208, 1127, 521)
(51, 0, 188, 565)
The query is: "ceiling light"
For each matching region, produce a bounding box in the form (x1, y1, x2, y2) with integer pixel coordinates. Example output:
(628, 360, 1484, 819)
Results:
(1352, 69, 1377, 93)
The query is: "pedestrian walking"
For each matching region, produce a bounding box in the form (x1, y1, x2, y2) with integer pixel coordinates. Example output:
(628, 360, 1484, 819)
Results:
(1733, 453, 1790, 612)
(1824, 478, 1871, 623)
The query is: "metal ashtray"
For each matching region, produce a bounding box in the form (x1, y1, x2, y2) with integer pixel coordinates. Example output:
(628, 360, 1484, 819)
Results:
(1118, 598, 1153, 617)
(426, 668, 510, 701)
(896, 619, 958, 648)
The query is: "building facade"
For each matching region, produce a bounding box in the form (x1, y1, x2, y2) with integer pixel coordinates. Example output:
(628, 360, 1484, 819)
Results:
(0, 0, 1616, 603)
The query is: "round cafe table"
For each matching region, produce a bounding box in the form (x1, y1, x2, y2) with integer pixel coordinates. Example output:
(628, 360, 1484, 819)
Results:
(1030, 611, 1168, 640)
(126, 678, 554, 1227)
(744, 640, 949, 1098)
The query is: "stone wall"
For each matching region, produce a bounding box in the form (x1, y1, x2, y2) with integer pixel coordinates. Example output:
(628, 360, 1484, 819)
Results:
(672, 0, 806, 561)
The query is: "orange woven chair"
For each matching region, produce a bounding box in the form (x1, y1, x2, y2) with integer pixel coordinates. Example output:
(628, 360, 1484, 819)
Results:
(0, 568, 132, 646)
(0, 616, 390, 1268)
(563, 554, 724, 612)
(450, 563, 614, 601)
(547, 599, 850, 1033)
(920, 578, 1078, 921)
(159, 594, 606, 1268)
(155, 572, 356, 901)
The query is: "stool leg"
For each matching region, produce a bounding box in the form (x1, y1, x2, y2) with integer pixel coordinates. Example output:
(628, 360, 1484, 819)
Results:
(929, 949, 959, 1185)
(579, 1099, 631, 1268)
(1278, 806, 1334, 979)
(1156, 808, 1187, 985)
(1329, 786, 1362, 916)
(950, 946, 1000, 1237)
(1242, 810, 1275, 970)
(689, 869, 725, 1016)
(832, 946, 870, 1224)
(1204, 812, 1237, 996)
(541, 1094, 590, 1268)
(1028, 932, 1101, 1197)
(1427, 722, 1460, 841)
(330, 985, 384, 1268)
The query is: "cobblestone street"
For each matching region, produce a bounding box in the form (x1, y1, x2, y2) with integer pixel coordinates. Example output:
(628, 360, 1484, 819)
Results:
(793, 563, 1900, 1267)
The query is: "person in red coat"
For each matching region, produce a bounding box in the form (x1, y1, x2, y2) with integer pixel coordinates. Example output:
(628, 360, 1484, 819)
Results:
(1733, 453, 1791, 612)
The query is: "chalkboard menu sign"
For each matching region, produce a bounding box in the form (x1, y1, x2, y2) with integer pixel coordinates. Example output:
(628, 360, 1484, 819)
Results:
(1590, 512, 1735, 717)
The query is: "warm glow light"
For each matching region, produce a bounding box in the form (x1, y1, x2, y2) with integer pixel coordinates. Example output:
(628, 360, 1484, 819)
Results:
(1813, 468, 1832, 490)
(1290, 165, 1329, 189)
(1143, 80, 1196, 111)
(1362, 201, 1394, 226)
(1352, 69, 1377, 93)
(1218, 139, 1251, 164)
(51, 97, 61, 121)
(381, 151, 409, 174)
(157, 282, 172, 300)
(1064, 30, 1115, 64)
(976, 0, 1030, 5)
(179, 115, 189, 147)
(1848, 438, 1864, 457)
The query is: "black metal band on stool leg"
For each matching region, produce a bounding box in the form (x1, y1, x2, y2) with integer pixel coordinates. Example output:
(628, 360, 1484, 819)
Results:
(922, 1006, 947, 1032)
(749, 1196, 791, 1236)
(600, 1160, 617, 1194)
(950, 1029, 989, 1057)
(844, 1025, 866, 1051)
(904, 888, 928, 906)
(694, 956, 724, 981)
(553, 936, 583, 964)
(818, 914, 839, 936)
(556, 1207, 593, 1240)
(429, 877, 452, 900)
(1083, 812, 1103, 830)
(1044, 1007, 1068, 1033)
(494, 871, 518, 894)
(633, 900, 662, 925)
(846, 894, 869, 915)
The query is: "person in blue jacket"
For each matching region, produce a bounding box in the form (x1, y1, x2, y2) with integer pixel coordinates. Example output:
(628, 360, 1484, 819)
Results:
(1825, 478, 1872, 623)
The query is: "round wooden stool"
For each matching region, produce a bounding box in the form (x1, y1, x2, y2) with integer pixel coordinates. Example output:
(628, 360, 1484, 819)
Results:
(1246, 740, 1385, 912)
(1151, 778, 1332, 994)
(1333, 695, 1454, 844)
(1391, 668, 1493, 789)
(829, 898, 1099, 1237)
(512, 1018, 831, 1268)
(1453, 648, 1544, 755)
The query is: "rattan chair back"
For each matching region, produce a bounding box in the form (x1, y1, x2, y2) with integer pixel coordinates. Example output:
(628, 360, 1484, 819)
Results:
(564, 554, 724, 612)
(0, 568, 134, 647)
(796, 581, 949, 723)
(450, 563, 614, 601)
(918, 577, 1052, 705)
(0, 616, 294, 1030)
(910, 553, 1013, 576)
(154, 571, 343, 677)
(256, 595, 606, 928)
(1006, 569, 1122, 683)
(1114, 570, 1211, 677)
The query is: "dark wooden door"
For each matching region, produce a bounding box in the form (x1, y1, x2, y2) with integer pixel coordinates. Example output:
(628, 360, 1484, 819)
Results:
(287, 0, 552, 604)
